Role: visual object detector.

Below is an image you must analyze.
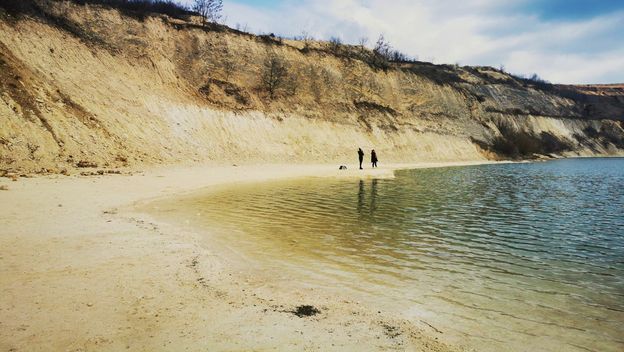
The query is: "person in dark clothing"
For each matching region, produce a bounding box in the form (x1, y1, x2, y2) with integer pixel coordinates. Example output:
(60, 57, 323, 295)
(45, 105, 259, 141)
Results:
(371, 149, 378, 168)
(358, 148, 364, 169)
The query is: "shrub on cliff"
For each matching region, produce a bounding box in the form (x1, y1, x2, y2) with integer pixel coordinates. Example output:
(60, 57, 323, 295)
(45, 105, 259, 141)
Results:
(261, 52, 290, 99)
(0, 0, 37, 15)
(73, 0, 192, 20)
(192, 0, 222, 26)
(1, 0, 193, 20)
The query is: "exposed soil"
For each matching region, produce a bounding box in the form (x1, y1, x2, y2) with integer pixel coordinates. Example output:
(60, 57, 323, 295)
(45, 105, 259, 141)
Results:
(1, 1, 623, 176)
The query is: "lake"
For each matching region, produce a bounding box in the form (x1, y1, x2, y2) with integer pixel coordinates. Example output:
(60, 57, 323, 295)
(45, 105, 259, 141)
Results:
(151, 158, 624, 352)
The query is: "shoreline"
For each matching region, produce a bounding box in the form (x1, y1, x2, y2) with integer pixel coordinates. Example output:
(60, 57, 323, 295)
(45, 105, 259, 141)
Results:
(1, 160, 503, 351)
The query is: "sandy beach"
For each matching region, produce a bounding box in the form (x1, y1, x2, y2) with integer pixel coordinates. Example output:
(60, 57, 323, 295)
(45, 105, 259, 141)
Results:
(0, 161, 498, 352)
(2, 1, 623, 350)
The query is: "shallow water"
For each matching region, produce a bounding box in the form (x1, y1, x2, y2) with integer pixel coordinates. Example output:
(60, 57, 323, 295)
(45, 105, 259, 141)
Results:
(154, 158, 624, 352)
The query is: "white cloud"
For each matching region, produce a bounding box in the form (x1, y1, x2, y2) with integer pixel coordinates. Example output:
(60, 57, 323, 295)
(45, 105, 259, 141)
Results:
(506, 49, 624, 84)
(182, 0, 624, 84)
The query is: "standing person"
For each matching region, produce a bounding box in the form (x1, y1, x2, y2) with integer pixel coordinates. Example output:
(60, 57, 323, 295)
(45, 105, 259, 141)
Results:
(371, 149, 378, 168)
(358, 148, 364, 169)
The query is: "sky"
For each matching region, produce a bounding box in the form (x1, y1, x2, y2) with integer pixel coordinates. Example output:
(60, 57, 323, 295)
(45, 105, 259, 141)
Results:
(178, 0, 624, 84)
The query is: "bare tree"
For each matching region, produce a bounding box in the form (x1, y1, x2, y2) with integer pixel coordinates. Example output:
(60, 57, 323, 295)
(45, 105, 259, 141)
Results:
(298, 31, 314, 52)
(529, 73, 546, 83)
(193, 0, 223, 26)
(358, 37, 368, 48)
(235, 23, 250, 33)
(261, 52, 289, 99)
(328, 36, 342, 54)
(298, 31, 312, 42)
(371, 34, 414, 63)
(374, 34, 391, 59)
(193, 0, 208, 25)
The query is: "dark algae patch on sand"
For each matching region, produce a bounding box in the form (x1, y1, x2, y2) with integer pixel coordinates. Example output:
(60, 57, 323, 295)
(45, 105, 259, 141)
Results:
(291, 305, 321, 318)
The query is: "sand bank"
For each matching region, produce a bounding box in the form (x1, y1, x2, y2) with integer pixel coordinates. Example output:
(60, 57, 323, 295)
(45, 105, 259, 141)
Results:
(0, 161, 493, 351)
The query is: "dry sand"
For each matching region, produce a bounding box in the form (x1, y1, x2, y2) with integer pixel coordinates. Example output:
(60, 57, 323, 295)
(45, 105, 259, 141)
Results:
(0, 162, 494, 351)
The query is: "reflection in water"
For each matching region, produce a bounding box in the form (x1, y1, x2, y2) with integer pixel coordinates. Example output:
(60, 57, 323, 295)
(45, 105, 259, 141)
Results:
(151, 158, 624, 352)
(371, 179, 378, 214)
(357, 179, 365, 214)
(357, 179, 379, 216)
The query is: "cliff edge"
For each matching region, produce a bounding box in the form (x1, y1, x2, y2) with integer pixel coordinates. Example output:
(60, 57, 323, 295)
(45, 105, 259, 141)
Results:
(1, 0, 623, 174)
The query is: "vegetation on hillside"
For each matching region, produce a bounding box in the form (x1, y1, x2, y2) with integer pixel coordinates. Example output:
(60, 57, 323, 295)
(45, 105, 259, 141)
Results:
(0, 0, 193, 20)
(0, 0, 622, 173)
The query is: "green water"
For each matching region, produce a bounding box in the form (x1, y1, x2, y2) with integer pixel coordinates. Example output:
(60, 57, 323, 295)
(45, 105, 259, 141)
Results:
(153, 158, 624, 352)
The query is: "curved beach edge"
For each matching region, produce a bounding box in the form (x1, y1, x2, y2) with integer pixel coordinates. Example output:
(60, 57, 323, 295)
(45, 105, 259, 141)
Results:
(0, 161, 501, 351)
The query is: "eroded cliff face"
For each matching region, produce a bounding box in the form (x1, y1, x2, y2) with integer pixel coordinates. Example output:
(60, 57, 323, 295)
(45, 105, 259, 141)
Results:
(1, 1, 623, 174)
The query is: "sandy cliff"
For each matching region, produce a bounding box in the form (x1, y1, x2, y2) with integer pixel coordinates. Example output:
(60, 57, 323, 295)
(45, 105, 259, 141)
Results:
(1, 0, 623, 174)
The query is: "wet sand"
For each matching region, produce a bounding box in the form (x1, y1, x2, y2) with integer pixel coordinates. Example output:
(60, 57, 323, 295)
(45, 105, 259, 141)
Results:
(0, 162, 494, 351)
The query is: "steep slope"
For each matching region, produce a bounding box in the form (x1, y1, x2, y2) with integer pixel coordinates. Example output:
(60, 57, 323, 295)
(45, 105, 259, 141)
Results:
(1, 0, 623, 174)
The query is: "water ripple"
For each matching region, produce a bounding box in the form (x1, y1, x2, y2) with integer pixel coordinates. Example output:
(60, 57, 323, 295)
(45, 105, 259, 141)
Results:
(156, 158, 624, 352)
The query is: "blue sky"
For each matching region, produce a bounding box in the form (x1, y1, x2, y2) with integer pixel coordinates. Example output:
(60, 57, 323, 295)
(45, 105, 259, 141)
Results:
(178, 0, 624, 84)
(527, 0, 624, 20)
